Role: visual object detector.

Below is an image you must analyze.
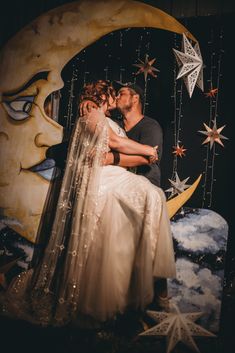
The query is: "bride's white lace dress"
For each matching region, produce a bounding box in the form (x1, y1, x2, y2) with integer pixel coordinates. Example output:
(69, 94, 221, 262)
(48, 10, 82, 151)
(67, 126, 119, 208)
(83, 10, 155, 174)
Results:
(0, 114, 176, 326)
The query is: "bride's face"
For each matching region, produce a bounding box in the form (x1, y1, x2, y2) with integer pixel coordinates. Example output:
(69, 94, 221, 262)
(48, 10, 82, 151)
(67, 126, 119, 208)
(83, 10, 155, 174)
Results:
(107, 95, 116, 110)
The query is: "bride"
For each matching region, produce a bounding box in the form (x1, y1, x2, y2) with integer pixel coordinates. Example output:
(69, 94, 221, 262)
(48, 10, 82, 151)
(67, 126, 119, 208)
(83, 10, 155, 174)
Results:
(1, 80, 176, 326)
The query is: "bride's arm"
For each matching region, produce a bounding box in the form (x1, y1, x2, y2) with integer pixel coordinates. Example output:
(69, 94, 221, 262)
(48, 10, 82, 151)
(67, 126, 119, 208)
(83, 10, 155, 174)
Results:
(84, 109, 156, 158)
(108, 127, 156, 157)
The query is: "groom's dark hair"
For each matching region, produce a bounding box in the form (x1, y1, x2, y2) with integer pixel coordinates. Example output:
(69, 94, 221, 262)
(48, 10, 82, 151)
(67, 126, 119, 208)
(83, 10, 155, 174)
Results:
(113, 81, 144, 105)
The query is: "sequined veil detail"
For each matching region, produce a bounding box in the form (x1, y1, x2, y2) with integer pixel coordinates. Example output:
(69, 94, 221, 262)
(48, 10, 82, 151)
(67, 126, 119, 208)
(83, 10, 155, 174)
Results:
(5, 110, 109, 326)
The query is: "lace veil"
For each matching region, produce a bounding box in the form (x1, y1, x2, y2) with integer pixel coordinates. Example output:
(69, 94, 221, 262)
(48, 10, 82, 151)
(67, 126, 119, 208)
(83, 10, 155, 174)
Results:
(28, 109, 109, 325)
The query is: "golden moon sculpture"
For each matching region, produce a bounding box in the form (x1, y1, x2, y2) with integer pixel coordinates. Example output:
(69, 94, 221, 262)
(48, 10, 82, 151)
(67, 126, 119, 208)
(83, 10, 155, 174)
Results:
(0, 0, 198, 242)
(166, 175, 202, 219)
(0, 0, 197, 92)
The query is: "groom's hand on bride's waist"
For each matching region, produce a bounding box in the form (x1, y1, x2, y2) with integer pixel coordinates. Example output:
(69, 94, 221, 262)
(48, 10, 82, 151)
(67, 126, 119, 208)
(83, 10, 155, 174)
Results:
(148, 145, 159, 164)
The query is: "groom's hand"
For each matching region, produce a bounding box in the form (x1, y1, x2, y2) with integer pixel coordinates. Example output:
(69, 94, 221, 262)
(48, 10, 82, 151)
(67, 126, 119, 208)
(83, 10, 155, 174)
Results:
(148, 145, 159, 164)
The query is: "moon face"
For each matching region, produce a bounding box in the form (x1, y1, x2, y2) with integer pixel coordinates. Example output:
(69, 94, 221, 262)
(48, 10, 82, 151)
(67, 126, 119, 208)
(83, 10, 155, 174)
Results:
(0, 0, 197, 242)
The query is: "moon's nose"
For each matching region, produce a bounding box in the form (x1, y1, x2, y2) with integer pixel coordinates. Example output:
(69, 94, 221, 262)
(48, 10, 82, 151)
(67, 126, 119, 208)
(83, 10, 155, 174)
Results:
(34, 126, 62, 147)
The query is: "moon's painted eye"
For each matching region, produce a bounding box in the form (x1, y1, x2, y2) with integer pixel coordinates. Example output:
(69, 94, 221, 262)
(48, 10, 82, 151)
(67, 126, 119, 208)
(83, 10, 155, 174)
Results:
(3, 96, 35, 121)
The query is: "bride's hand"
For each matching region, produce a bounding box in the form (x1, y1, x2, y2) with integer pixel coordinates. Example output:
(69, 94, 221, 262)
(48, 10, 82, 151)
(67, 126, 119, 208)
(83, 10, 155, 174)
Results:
(80, 100, 98, 116)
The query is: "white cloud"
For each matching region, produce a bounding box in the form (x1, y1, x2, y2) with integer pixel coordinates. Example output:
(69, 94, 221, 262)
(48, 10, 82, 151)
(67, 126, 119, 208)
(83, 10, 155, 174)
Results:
(169, 258, 223, 332)
(170, 209, 228, 253)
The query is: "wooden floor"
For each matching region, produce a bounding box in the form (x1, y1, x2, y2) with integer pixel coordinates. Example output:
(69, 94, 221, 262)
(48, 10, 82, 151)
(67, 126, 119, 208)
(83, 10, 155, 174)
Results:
(1, 300, 234, 353)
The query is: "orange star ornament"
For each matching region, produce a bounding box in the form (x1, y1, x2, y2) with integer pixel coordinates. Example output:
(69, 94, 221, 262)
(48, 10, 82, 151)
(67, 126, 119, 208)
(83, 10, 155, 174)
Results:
(173, 144, 187, 157)
(133, 54, 160, 82)
(205, 88, 218, 98)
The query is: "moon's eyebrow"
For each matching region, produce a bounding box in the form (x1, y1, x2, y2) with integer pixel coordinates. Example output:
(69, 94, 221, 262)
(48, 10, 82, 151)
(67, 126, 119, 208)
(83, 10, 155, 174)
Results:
(2, 71, 49, 98)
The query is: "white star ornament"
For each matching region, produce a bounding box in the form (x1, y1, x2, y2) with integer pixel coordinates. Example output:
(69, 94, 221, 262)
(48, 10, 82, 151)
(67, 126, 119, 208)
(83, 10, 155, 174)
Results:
(139, 307, 216, 353)
(173, 33, 204, 98)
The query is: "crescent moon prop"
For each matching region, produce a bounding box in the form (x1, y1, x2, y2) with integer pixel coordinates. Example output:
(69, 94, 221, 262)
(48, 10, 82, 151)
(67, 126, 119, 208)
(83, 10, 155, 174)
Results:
(166, 174, 202, 219)
(0, 0, 198, 242)
(0, 0, 197, 91)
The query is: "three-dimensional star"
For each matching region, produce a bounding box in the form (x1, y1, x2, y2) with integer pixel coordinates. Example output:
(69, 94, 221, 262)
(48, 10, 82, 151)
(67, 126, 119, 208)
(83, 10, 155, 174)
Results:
(205, 88, 218, 98)
(173, 33, 204, 98)
(139, 306, 216, 353)
(166, 172, 191, 196)
(133, 54, 160, 81)
(173, 144, 187, 158)
(198, 120, 228, 149)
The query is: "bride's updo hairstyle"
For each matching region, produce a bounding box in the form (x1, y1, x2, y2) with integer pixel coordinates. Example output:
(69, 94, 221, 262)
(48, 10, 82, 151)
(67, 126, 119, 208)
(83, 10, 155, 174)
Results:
(79, 80, 116, 107)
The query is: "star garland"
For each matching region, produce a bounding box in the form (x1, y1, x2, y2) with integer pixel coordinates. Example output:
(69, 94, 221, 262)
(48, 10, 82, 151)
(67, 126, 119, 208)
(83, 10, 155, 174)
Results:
(200, 27, 225, 208)
(170, 34, 185, 183)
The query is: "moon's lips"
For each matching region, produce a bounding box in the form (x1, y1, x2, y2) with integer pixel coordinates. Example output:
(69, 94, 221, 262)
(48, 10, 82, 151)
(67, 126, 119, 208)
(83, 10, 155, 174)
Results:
(28, 158, 60, 181)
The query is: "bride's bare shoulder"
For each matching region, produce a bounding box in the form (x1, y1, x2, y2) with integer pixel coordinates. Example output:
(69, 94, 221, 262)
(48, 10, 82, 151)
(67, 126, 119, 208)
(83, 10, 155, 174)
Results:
(107, 118, 126, 137)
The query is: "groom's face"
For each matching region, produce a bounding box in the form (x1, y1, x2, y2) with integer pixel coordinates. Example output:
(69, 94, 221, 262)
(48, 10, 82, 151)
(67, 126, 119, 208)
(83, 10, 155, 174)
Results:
(116, 87, 134, 113)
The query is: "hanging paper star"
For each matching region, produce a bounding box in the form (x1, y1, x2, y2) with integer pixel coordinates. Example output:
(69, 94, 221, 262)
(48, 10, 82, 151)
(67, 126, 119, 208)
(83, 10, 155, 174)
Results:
(166, 172, 191, 196)
(173, 33, 204, 98)
(198, 120, 228, 149)
(172, 144, 187, 158)
(205, 88, 218, 98)
(133, 54, 160, 81)
(139, 306, 216, 353)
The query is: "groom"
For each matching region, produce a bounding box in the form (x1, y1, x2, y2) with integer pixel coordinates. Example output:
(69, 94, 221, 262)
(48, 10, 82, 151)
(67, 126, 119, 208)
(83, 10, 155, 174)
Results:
(108, 82, 162, 187)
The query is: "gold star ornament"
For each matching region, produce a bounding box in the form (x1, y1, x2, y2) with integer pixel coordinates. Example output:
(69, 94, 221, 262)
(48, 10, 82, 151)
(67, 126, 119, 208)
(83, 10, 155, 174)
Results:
(198, 120, 228, 149)
(173, 144, 187, 157)
(133, 54, 160, 82)
(139, 306, 216, 353)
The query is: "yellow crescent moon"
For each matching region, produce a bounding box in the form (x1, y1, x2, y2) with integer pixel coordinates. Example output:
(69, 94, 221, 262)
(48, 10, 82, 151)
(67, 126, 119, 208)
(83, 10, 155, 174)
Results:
(0, 0, 197, 92)
(166, 175, 202, 219)
(0, 0, 198, 242)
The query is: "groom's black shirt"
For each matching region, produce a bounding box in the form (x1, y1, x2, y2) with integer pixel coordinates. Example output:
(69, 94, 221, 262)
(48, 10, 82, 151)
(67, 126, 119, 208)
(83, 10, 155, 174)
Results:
(125, 116, 163, 187)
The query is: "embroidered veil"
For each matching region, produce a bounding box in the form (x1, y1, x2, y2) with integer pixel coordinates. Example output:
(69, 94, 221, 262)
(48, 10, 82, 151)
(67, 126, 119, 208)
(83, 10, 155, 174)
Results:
(4, 109, 109, 326)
